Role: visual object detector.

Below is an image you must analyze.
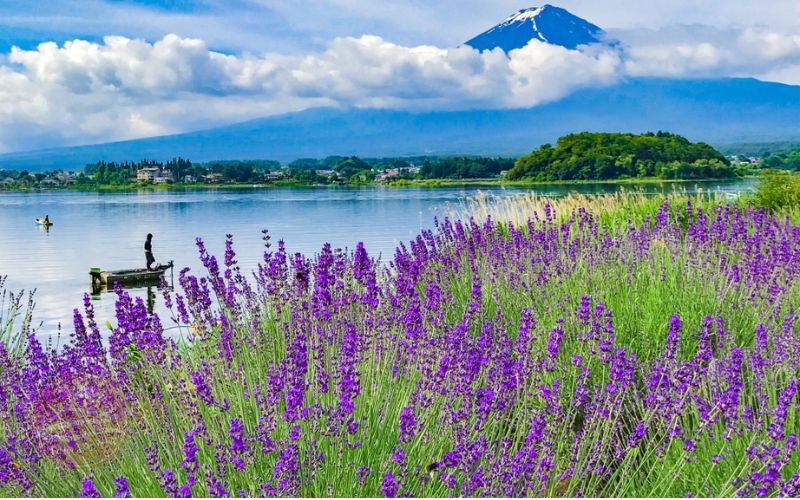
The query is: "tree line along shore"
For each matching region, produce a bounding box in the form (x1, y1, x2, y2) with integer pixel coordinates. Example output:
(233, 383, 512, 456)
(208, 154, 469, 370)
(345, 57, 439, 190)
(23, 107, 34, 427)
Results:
(2, 131, 799, 191)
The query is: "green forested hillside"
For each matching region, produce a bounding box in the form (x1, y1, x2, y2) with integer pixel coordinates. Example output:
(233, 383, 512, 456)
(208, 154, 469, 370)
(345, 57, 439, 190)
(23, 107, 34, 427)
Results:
(507, 132, 735, 181)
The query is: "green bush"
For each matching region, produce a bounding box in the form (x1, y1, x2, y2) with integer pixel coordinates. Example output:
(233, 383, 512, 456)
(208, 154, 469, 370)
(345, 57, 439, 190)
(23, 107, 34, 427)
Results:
(754, 170, 800, 210)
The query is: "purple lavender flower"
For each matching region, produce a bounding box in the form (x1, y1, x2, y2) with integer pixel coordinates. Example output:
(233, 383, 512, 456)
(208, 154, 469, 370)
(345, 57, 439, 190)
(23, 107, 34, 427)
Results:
(768, 379, 798, 441)
(391, 447, 407, 467)
(113, 477, 130, 498)
(628, 422, 647, 449)
(665, 314, 682, 360)
(229, 418, 248, 470)
(161, 470, 179, 497)
(380, 472, 399, 498)
(81, 477, 101, 498)
(577, 295, 592, 324)
(720, 348, 744, 422)
(205, 470, 229, 498)
(398, 406, 417, 443)
(546, 322, 565, 371)
(182, 430, 199, 476)
(357, 466, 371, 486)
(191, 370, 216, 406)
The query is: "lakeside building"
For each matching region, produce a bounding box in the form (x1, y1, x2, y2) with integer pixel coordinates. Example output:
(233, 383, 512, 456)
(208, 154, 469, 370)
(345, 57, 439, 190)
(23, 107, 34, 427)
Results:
(265, 172, 286, 181)
(374, 165, 422, 183)
(136, 167, 161, 182)
(375, 168, 401, 183)
(727, 155, 762, 166)
(54, 172, 75, 183)
(153, 171, 174, 184)
(137, 167, 175, 184)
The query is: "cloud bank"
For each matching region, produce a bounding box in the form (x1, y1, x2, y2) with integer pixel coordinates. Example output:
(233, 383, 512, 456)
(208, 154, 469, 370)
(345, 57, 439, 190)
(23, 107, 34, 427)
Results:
(619, 26, 800, 78)
(1, 25, 800, 153)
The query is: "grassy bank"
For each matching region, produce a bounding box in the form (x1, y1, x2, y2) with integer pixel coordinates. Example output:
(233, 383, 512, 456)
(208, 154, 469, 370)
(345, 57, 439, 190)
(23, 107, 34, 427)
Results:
(0, 190, 798, 497)
(388, 175, 753, 188)
(448, 172, 799, 228)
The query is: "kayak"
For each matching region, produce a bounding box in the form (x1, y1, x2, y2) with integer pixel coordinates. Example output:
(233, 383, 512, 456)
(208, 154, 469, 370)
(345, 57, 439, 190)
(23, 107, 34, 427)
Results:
(35, 218, 53, 226)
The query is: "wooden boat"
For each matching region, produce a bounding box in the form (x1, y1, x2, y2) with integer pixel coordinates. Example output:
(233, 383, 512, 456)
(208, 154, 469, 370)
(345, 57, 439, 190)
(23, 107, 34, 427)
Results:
(90, 261, 173, 288)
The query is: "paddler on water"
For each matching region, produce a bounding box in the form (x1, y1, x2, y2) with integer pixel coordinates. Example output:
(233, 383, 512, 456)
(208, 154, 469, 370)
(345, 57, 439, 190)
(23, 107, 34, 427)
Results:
(145, 233, 155, 270)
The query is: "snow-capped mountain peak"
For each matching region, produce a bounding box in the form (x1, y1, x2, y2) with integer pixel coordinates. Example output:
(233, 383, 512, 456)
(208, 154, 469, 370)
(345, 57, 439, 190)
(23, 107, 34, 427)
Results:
(465, 5, 606, 52)
(504, 6, 546, 23)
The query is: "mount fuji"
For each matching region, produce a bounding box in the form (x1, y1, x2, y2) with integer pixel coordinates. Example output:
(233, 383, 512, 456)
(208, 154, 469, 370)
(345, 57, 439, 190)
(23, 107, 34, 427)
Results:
(2, 6, 800, 171)
(465, 5, 606, 52)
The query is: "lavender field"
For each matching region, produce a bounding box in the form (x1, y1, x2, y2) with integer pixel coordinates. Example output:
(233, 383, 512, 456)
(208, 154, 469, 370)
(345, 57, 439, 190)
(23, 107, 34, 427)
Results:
(1, 193, 799, 497)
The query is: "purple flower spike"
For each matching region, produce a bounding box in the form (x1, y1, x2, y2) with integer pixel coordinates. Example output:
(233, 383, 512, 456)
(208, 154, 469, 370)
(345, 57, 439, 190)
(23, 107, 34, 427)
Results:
(113, 477, 130, 498)
(380, 472, 399, 498)
(81, 477, 101, 498)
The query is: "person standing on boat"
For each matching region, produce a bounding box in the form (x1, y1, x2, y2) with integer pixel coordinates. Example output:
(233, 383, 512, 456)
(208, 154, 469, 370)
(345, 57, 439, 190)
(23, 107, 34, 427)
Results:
(145, 233, 155, 270)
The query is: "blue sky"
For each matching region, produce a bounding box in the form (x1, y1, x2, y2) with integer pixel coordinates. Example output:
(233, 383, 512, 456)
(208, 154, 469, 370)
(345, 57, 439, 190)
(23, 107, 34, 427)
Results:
(4, 0, 798, 53)
(0, 1, 799, 153)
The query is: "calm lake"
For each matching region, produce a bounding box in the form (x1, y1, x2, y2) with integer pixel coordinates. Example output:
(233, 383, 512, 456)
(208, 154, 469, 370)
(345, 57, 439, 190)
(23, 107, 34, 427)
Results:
(0, 181, 754, 339)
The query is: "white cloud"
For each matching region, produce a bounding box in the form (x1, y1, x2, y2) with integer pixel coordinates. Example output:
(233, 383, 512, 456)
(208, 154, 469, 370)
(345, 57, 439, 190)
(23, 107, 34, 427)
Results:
(622, 27, 800, 77)
(1, 21, 800, 153)
(0, 34, 623, 152)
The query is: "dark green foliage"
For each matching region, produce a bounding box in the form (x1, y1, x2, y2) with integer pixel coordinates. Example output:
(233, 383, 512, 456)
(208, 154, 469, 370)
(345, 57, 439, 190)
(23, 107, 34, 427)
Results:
(202, 160, 279, 171)
(86, 160, 149, 184)
(419, 157, 513, 179)
(204, 160, 277, 183)
(349, 169, 375, 184)
(333, 157, 370, 179)
(288, 158, 322, 170)
(288, 168, 322, 184)
(507, 132, 733, 181)
(719, 141, 800, 158)
(368, 158, 413, 171)
(289, 156, 345, 170)
(761, 150, 800, 171)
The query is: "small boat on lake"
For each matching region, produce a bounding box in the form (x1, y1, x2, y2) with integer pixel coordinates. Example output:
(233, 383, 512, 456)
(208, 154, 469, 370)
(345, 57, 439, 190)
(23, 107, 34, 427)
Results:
(90, 261, 174, 289)
(35, 218, 53, 226)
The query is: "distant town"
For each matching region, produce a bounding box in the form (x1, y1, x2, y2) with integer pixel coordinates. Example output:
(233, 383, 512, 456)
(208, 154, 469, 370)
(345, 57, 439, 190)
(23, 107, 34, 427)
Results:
(0, 155, 513, 189)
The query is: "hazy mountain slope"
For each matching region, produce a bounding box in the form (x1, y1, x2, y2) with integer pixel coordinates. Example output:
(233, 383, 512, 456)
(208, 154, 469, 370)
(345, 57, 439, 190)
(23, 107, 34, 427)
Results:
(2, 78, 799, 171)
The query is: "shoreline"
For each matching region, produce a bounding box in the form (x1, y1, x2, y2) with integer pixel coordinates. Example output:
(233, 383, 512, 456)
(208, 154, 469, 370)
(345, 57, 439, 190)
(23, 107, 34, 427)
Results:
(0, 176, 756, 193)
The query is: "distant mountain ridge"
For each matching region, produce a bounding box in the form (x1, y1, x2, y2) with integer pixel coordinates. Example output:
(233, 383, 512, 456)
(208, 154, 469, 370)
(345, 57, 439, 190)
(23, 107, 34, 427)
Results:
(465, 5, 606, 51)
(2, 78, 800, 171)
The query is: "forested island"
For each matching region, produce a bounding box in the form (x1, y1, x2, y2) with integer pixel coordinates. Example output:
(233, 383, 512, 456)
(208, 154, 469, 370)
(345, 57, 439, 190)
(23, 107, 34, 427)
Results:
(506, 132, 742, 181)
(1, 132, 790, 190)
